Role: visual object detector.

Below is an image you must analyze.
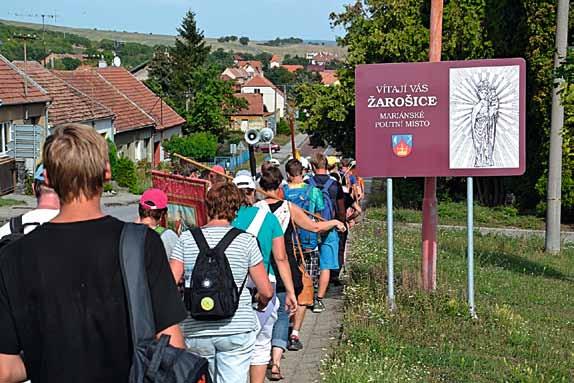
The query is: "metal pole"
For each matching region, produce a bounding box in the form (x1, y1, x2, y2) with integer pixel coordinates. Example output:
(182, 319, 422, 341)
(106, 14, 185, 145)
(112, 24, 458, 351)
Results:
(387, 178, 396, 311)
(467, 177, 477, 319)
(545, 0, 569, 254)
(421, 0, 443, 291)
(248, 144, 257, 178)
(290, 110, 296, 159)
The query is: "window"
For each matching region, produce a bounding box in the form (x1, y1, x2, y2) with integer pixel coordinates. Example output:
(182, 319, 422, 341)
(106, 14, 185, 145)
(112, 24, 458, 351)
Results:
(0, 122, 12, 155)
(254, 89, 261, 94)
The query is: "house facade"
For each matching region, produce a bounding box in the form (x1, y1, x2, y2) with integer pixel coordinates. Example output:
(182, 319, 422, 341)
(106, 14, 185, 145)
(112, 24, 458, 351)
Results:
(230, 93, 268, 132)
(241, 75, 285, 119)
(54, 67, 185, 165)
(270, 55, 281, 69)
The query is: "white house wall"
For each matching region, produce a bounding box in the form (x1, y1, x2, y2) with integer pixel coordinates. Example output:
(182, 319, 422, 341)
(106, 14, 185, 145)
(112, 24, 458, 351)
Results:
(241, 86, 285, 118)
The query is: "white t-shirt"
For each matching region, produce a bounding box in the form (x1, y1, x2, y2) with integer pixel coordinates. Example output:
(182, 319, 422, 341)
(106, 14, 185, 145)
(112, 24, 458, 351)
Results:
(0, 209, 60, 238)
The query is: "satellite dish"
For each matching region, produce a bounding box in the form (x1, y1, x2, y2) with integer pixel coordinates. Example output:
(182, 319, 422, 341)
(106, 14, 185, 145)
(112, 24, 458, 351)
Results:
(260, 128, 274, 143)
(244, 128, 260, 145)
(112, 56, 122, 67)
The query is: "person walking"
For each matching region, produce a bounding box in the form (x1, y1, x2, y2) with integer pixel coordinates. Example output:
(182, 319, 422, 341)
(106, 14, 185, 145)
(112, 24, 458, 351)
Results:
(255, 167, 345, 380)
(170, 182, 273, 383)
(0, 123, 186, 382)
(282, 159, 324, 351)
(308, 153, 347, 312)
(137, 188, 179, 258)
(0, 164, 60, 239)
(231, 173, 297, 383)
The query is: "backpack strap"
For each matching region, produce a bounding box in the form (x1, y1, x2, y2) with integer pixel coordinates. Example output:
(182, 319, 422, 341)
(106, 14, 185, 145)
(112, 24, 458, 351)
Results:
(215, 228, 249, 295)
(9, 215, 23, 234)
(323, 178, 335, 192)
(119, 223, 156, 347)
(190, 228, 211, 254)
(307, 177, 317, 187)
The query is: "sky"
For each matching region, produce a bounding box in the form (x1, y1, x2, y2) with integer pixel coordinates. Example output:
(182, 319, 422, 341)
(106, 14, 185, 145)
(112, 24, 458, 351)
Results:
(2, 0, 351, 41)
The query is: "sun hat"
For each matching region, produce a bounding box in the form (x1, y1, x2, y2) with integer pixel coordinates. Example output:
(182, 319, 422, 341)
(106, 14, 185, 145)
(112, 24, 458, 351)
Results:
(233, 174, 256, 190)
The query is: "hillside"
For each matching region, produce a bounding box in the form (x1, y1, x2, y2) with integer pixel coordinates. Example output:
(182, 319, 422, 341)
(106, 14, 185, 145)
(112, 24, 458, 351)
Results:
(0, 19, 347, 59)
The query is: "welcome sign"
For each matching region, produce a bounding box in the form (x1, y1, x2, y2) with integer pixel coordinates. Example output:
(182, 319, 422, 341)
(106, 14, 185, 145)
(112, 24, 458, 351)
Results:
(355, 58, 526, 177)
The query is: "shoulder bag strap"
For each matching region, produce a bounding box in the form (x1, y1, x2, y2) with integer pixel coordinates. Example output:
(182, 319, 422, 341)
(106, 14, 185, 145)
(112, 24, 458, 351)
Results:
(9, 215, 23, 234)
(287, 204, 306, 266)
(119, 223, 156, 346)
(246, 208, 267, 237)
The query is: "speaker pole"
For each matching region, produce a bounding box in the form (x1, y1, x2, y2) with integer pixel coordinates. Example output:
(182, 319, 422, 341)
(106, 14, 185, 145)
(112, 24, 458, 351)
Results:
(249, 144, 257, 178)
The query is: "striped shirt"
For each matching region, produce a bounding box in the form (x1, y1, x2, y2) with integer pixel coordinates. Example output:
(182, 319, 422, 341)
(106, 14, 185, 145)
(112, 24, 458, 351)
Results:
(171, 226, 263, 337)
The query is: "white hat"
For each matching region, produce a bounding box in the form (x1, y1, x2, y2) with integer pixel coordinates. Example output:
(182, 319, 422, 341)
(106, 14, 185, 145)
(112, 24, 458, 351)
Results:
(233, 174, 256, 190)
(300, 157, 310, 170)
(235, 170, 252, 177)
(269, 159, 280, 167)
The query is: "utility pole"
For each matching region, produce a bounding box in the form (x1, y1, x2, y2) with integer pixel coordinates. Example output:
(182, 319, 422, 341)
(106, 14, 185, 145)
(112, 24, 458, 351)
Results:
(545, 0, 570, 254)
(421, 0, 443, 291)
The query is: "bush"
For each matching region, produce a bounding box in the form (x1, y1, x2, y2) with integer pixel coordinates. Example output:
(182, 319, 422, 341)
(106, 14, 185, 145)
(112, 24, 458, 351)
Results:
(114, 156, 137, 191)
(107, 139, 118, 174)
(162, 132, 218, 161)
(239, 36, 250, 46)
(277, 118, 290, 135)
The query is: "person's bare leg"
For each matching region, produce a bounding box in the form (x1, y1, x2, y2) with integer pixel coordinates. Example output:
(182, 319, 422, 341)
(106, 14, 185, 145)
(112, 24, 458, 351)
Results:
(250, 365, 267, 383)
(317, 269, 330, 299)
(292, 305, 307, 332)
(269, 347, 284, 379)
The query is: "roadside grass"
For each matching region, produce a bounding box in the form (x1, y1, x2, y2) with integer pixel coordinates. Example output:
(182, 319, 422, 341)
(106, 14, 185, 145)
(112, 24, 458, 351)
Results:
(323, 215, 574, 382)
(0, 198, 26, 207)
(366, 202, 546, 230)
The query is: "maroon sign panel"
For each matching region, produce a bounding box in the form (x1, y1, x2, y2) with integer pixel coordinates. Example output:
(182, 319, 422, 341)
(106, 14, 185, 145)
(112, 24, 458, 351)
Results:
(355, 58, 526, 177)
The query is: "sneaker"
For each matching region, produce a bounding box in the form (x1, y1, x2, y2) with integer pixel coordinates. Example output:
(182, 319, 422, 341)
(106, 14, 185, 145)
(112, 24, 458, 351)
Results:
(288, 335, 303, 351)
(312, 298, 325, 313)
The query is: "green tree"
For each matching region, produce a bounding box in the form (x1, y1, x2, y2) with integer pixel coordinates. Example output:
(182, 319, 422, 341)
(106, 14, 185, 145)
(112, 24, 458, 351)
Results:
(239, 36, 250, 46)
(162, 132, 218, 161)
(267, 67, 295, 87)
(186, 65, 246, 137)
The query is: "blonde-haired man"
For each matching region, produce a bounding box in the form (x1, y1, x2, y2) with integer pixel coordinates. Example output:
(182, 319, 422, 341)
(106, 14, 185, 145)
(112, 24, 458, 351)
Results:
(0, 124, 187, 382)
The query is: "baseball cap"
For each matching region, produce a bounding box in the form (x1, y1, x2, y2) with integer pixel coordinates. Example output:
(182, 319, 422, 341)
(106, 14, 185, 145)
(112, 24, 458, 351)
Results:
(34, 164, 45, 182)
(233, 174, 256, 190)
(140, 188, 168, 210)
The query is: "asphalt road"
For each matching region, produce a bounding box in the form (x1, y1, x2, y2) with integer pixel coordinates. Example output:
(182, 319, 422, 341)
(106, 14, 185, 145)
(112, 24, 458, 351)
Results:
(103, 203, 138, 222)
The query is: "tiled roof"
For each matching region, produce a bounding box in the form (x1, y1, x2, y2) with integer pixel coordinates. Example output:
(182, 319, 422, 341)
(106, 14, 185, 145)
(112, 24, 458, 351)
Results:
(270, 55, 281, 63)
(96, 67, 185, 130)
(0, 54, 50, 106)
(53, 69, 155, 133)
(223, 67, 250, 79)
(282, 64, 304, 73)
(320, 70, 339, 86)
(14, 61, 114, 126)
(232, 93, 265, 116)
(242, 75, 284, 96)
(238, 60, 263, 72)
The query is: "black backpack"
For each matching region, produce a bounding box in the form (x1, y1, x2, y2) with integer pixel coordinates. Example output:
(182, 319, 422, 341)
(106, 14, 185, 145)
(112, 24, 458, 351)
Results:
(0, 215, 40, 250)
(186, 227, 247, 321)
(119, 223, 211, 383)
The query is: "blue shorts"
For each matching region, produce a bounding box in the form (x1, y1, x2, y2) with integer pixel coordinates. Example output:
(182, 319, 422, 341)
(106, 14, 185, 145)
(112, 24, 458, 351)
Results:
(319, 230, 340, 270)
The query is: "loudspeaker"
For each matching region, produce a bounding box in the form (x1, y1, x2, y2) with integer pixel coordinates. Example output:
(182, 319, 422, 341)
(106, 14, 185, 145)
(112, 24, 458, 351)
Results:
(244, 128, 260, 145)
(259, 128, 274, 143)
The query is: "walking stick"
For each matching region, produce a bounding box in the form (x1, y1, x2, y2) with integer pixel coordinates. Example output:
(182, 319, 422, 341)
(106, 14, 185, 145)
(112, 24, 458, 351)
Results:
(173, 153, 326, 222)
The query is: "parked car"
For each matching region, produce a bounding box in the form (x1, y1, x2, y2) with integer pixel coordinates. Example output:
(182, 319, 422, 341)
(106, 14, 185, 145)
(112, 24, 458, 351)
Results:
(256, 142, 281, 153)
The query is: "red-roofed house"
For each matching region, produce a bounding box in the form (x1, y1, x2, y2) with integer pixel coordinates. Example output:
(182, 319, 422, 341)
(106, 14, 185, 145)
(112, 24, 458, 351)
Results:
(282, 64, 304, 73)
(270, 55, 281, 69)
(237, 60, 263, 76)
(320, 70, 340, 86)
(221, 67, 251, 91)
(54, 67, 185, 165)
(0, 54, 51, 181)
(14, 61, 115, 139)
(241, 75, 285, 118)
(230, 93, 268, 132)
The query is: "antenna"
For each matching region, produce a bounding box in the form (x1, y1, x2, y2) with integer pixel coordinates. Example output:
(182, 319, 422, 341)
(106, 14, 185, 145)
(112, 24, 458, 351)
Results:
(13, 33, 38, 96)
(11, 12, 60, 66)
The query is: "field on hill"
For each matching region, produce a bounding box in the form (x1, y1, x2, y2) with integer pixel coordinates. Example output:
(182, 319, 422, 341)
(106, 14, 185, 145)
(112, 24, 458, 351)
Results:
(0, 19, 347, 59)
(324, 208, 574, 382)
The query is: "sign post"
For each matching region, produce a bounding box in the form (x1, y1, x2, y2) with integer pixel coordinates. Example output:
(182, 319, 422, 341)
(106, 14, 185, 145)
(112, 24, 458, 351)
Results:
(355, 58, 526, 316)
(387, 178, 396, 311)
(467, 177, 477, 319)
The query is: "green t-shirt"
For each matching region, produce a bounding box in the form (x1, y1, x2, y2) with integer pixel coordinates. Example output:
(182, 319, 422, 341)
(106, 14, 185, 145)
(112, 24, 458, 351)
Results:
(232, 205, 283, 276)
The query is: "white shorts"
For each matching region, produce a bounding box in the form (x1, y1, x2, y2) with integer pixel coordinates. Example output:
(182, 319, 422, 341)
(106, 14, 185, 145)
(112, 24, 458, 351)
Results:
(250, 298, 280, 366)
